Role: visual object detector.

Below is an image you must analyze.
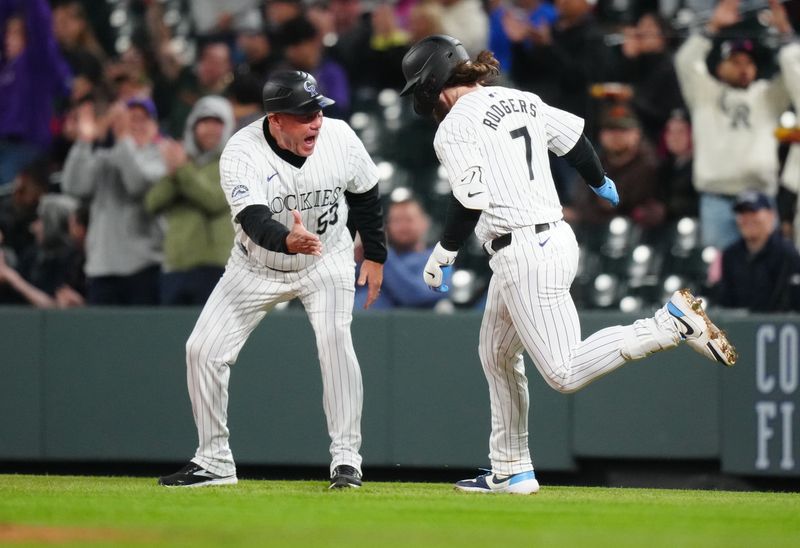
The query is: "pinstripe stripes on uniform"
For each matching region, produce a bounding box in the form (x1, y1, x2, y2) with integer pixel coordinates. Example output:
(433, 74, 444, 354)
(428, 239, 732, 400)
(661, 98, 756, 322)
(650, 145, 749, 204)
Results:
(435, 87, 582, 242)
(187, 116, 377, 478)
(436, 87, 680, 476)
(220, 117, 376, 271)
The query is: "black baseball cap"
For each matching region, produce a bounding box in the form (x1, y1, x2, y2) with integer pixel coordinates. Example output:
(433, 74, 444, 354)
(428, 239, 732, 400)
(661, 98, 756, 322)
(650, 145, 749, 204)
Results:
(733, 190, 772, 213)
(720, 38, 755, 61)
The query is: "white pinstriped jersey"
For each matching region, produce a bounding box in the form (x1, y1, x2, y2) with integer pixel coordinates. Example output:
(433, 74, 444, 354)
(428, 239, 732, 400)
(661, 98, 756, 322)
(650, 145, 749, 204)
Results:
(219, 116, 378, 271)
(434, 86, 584, 243)
(449, 87, 687, 480)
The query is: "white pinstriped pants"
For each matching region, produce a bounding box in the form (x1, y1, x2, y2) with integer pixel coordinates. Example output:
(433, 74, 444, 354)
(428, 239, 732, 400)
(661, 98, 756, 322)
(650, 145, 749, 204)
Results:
(186, 246, 362, 478)
(479, 221, 677, 475)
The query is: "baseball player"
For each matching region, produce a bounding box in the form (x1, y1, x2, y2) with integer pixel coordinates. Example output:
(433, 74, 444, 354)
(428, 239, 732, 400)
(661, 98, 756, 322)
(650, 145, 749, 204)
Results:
(159, 71, 386, 489)
(400, 35, 738, 495)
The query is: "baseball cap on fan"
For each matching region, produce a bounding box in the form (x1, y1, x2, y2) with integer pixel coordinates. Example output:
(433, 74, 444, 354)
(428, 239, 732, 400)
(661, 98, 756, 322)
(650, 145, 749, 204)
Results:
(720, 38, 755, 61)
(126, 96, 158, 119)
(600, 103, 639, 130)
(732, 190, 772, 213)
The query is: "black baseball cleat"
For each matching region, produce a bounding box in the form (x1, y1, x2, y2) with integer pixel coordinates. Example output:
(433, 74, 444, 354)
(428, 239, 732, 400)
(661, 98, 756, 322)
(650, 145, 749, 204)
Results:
(158, 462, 238, 488)
(329, 465, 362, 489)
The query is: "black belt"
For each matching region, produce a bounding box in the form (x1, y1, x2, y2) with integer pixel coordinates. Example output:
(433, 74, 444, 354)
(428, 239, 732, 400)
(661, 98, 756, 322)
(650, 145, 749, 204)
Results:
(485, 222, 554, 256)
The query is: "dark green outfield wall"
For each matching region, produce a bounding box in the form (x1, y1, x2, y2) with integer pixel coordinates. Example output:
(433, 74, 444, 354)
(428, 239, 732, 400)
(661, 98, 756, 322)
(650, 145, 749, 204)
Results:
(1, 308, 797, 477)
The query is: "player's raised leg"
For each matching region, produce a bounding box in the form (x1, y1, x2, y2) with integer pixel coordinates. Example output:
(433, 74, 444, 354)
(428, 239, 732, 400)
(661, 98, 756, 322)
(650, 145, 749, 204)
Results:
(298, 251, 364, 488)
(497, 223, 734, 395)
(495, 223, 681, 394)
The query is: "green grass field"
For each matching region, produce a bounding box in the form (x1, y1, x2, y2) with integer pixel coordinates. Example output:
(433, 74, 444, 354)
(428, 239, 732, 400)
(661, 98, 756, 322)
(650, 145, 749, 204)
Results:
(1, 475, 799, 547)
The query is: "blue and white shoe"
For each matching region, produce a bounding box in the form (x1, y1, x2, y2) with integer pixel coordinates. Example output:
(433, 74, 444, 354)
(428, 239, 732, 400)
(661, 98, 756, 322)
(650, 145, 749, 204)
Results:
(455, 470, 539, 494)
(667, 289, 737, 367)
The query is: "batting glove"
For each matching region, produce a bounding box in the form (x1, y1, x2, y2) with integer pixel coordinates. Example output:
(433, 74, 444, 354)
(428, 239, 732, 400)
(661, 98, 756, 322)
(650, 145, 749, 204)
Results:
(591, 176, 619, 207)
(424, 242, 458, 293)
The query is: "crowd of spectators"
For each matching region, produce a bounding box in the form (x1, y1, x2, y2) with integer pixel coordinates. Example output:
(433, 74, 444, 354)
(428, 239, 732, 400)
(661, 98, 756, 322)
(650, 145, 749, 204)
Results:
(2, 0, 800, 313)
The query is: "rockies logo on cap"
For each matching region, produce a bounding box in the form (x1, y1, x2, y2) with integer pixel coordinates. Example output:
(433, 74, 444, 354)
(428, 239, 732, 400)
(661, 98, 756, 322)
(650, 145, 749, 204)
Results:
(304, 80, 318, 96)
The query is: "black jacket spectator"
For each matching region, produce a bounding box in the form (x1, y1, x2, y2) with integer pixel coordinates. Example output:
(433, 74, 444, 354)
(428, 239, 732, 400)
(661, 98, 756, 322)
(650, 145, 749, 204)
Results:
(610, 14, 685, 144)
(717, 230, 800, 312)
(717, 191, 800, 312)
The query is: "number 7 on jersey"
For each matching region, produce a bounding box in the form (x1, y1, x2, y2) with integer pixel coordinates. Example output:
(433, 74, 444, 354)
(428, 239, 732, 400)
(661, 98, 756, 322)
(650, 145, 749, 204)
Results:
(510, 126, 534, 181)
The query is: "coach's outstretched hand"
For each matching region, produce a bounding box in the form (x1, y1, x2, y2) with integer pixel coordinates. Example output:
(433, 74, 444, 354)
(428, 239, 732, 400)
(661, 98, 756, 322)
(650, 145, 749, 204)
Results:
(591, 176, 619, 207)
(423, 242, 458, 293)
(358, 260, 384, 309)
(286, 210, 323, 256)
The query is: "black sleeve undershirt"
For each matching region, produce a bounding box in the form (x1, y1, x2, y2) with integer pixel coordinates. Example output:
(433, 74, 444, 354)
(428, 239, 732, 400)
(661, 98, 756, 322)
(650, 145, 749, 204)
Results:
(345, 185, 387, 264)
(440, 194, 482, 252)
(563, 134, 605, 188)
(236, 205, 291, 254)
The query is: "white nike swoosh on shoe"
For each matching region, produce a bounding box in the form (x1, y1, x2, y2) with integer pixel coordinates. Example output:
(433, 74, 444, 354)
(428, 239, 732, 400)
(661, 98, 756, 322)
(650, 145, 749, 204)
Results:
(192, 469, 220, 478)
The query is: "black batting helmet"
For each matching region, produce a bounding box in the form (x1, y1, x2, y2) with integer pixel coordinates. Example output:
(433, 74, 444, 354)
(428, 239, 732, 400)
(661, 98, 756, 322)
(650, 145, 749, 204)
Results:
(400, 35, 470, 116)
(262, 70, 335, 115)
